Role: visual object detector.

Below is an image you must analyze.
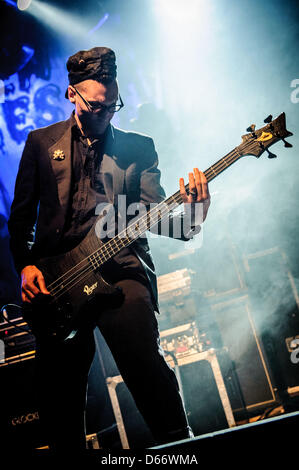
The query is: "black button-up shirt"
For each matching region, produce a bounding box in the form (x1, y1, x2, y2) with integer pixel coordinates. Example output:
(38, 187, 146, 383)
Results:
(59, 115, 148, 286)
(61, 123, 107, 246)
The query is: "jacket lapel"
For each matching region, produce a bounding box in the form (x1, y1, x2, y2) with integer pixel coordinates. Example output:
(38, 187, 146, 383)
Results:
(101, 125, 125, 206)
(48, 120, 72, 213)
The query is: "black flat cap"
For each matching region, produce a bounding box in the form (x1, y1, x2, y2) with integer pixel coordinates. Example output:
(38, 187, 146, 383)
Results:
(65, 46, 117, 98)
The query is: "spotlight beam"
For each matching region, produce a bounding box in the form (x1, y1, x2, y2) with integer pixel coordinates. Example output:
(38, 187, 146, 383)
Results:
(17, 0, 32, 11)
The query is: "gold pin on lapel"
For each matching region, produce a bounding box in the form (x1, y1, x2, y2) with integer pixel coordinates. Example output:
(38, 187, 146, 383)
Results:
(52, 149, 65, 161)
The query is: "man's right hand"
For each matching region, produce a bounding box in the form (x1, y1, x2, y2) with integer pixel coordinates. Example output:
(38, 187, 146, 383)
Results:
(21, 265, 51, 303)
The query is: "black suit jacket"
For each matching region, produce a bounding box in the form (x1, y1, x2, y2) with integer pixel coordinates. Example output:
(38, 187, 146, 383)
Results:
(8, 114, 198, 310)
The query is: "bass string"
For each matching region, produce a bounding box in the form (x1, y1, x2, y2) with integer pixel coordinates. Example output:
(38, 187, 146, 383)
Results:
(48, 147, 241, 298)
(47, 197, 179, 295)
(48, 147, 241, 297)
(49, 202, 177, 300)
(47, 147, 242, 296)
(82, 147, 242, 260)
(49, 149, 242, 299)
(51, 197, 180, 298)
(48, 202, 176, 296)
(46, 191, 180, 293)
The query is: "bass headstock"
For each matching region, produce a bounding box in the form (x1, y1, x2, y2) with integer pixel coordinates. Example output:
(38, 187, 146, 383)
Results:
(239, 113, 293, 159)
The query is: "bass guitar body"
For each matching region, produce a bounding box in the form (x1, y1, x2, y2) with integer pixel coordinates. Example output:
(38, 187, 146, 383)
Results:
(23, 225, 123, 341)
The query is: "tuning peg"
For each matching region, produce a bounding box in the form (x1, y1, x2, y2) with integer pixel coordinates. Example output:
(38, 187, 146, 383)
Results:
(266, 149, 277, 159)
(264, 115, 273, 123)
(282, 138, 293, 148)
(246, 124, 256, 133)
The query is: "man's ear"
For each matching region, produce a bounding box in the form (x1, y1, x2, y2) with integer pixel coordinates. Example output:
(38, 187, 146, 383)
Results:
(68, 86, 76, 103)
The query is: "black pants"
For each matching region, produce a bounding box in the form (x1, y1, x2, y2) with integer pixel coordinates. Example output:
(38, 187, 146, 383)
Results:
(35, 279, 191, 451)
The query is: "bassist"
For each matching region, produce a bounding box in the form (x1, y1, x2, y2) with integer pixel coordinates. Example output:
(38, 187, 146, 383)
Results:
(8, 47, 210, 451)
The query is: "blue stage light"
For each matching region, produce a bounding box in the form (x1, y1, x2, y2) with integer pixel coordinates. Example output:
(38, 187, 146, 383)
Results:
(4, 0, 18, 9)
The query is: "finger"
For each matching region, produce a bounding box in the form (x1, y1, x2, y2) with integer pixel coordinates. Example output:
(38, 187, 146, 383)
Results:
(179, 177, 188, 203)
(21, 290, 32, 303)
(189, 172, 196, 191)
(25, 279, 40, 296)
(199, 171, 209, 200)
(194, 168, 202, 201)
(36, 273, 50, 295)
(22, 285, 35, 300)
(188, 173, 197, 201)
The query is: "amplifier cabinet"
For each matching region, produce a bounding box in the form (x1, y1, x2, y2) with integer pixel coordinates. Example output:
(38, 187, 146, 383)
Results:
(0, 352, 48, 450)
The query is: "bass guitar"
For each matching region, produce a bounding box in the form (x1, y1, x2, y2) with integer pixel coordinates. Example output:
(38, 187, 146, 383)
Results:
(23, 113, 293, 341)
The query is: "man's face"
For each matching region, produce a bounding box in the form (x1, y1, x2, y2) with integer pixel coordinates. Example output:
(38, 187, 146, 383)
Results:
(68, 79, 119, 136)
